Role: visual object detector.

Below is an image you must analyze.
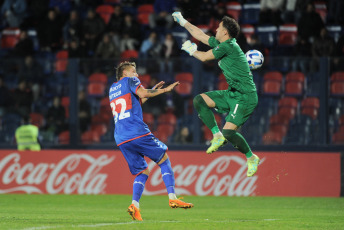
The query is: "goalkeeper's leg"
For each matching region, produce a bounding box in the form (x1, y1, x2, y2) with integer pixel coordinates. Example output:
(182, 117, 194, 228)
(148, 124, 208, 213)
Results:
(193, 94, 226, 153)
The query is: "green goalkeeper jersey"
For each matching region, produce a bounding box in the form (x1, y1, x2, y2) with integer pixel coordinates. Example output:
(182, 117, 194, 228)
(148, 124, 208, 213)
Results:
(209, 36, 256, 93)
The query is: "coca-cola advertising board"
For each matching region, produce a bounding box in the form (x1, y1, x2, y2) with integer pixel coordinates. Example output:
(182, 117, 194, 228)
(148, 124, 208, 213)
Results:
(0, 150, 341, 197)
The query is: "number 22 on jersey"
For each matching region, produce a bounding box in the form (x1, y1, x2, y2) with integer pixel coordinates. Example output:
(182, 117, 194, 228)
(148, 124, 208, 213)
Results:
(110, 93, 132, 123)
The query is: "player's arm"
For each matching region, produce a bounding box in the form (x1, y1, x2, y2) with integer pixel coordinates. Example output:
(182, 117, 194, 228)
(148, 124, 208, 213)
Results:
(136, 81, 180, 99)
(172, 12, 210, 46)
(181, 40, 215, 62)
(141, 81, 165, 104)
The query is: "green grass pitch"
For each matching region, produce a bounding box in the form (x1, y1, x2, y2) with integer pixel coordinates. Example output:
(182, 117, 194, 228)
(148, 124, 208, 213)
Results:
(0, 194, 343, 230)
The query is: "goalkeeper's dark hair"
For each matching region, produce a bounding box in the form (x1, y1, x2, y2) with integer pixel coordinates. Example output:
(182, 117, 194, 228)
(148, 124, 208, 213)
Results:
(115, 61, 136, 81)
(222, 16, 240, 39)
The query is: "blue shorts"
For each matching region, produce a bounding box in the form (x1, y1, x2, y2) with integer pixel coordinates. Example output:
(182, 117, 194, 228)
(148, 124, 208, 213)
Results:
(119, 133, 167, 175)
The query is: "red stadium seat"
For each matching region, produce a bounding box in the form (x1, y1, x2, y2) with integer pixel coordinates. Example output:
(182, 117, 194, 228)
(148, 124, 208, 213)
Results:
(30, 113, 45, 128)
(55, 50, 69, 73)
(58, 131, 70, 144)
(278, 107, 296, 120)
(286, 71, 305, 83)
(61, 96, 70, 118)
(331, 72, 344, 82)
(262, 131, 283, 145)
(175, 82, 192, 96)
(1, 28, 20, 48)
(89, 73, 108, 84)
(301, 97, 320, 109)
(331, 82, 344, 96)
(270, 124, 288, 136)
(278, 97, 298, 108)
(226, 2, 242, 21)
(92, 114, 110, 124)
(332, 131, 344, 144)
(175, 72, 193, 83)
(139, 74, 151, 88)
(263, 71, 283, 82)
(100, 97, 110, 107)
(120, 50, 139, 61)
(314, 1, 327, 23)
(137, 4, 154, 25)
(262, 80, 282, 95)
(91, 123, 108, 136)
(269, 114, 290, 126)
(278, 24, 298, 46)
(137, 4, 154, 13)
(81, 130, 100, 144)
(218, 81, 228, 90)
(88, 82, 106, 97)
(241, 24, 255, 42)
(285, 81, 303, 96)
(154, 124, 175, 142)
(339, 115, 344, 126)
(96, 5, 114, 24)
(301, 107, 318, 120)
(158, 113, 177, 126)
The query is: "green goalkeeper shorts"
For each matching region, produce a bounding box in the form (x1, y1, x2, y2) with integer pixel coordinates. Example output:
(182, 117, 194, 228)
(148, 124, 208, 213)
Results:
(204, 90, 258, 127)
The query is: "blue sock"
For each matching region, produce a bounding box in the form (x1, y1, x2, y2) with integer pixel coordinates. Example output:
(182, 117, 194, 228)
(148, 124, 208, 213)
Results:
(132, 173, 148, 202)
(159, 158, 175, 194)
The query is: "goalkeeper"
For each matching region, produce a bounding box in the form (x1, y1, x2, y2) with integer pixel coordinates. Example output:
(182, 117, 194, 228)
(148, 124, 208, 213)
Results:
(172, 12, 260, 177)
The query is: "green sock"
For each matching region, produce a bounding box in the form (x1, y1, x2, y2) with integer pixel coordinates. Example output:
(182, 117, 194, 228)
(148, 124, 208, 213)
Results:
(223, 129, 252, 157)
(193, 95, 218, 132)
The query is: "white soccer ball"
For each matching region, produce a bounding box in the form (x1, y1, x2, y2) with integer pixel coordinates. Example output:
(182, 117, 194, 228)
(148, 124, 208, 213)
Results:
(245, 49, 264, 70)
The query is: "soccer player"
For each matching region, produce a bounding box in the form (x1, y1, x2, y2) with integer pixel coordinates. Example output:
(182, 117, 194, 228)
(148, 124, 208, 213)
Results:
(109, 62, 193, 221)
(172, 12, 260, 177)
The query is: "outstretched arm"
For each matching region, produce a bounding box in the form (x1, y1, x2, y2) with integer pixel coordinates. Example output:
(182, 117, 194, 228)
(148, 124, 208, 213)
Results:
(181, 40, 215, 62)
(141, 81, 164, 104)
(172, 12, 210, 46)
(136, 81, 180, 99)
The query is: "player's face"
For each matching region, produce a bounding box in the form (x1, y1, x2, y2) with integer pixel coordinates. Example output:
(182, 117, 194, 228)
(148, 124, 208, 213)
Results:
(124, 66, 138, 78)
(215, 22, 226, 41)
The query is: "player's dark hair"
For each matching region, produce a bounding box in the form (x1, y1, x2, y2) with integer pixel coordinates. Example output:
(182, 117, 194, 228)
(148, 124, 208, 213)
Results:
(115, 61, 136, 81)
(222, 16, 240, 39)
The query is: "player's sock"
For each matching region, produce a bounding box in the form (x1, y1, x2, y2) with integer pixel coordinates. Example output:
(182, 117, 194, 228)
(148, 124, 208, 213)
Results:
(132, 173, 148, 208)
(223, 129, 252, 155)
(193, 94, 219, 133)
(159, 158, 176, 195)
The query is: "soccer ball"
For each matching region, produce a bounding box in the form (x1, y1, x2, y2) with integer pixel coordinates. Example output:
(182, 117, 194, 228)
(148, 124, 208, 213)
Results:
(245, 50, 264, 70)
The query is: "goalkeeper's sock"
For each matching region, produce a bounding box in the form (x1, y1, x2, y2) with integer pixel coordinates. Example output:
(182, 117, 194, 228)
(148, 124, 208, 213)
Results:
(223, 129, 252, 156)
(159, 158, 175, 195)
(132, 173, 148, 207)
(193, 94, 219, 134)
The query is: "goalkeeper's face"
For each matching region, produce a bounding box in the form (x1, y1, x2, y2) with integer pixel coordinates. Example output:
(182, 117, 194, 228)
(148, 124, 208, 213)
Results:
(215, 22, 227, 42)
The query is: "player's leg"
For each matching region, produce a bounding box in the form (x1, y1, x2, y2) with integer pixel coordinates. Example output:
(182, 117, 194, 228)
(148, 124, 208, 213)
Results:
(193, 92, 227, 153)
(223, 92, 260, 177)
(158, 153, 194, 209)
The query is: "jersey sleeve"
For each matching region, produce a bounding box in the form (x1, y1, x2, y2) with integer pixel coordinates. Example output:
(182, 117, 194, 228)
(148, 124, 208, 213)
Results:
(212, 41, 232, 60)
(128, 77, 142, 94)
(208, 36, 220, 48)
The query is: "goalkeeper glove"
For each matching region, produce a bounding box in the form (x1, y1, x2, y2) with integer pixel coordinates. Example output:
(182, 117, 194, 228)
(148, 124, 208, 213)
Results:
(181, 40, 197, 56)
(172, 12, 187, 27)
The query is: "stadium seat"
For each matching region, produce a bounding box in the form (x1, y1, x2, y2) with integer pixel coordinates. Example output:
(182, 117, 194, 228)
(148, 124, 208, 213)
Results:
(30, 113, 45, 128)
(120, 50, 139, 61)
(154, 124, 175, 142)
(61, 96, 70, 118)
(88, 82, 106, 97)
(278, 24, 298, 46)
(226, 2, 242, 21)
(255, 26, 279, 48)
(262, 131, 283, 144)
(137, 4, 154, 25)
(331, 82, 344, 96)
(301, 107, 318, 120)
(264, 71, 283, 82)
(175, 82, 192, 96)
(1, 28, 20, 48)
(91, 123, 108, 136)
(218, 81, 228, 90)
(262, 80, 282, 95)
(81, 130, 100, 144)
(241, 24, 255, 42)
(332, 131, 344, 144)
(175, 72, 193, 83)
(92, 113, 111, 124)
(89, 73, 108, 84)
(278, 97, 298, 108)
(100, 97, 110, 107)
(326, 25, 342, 43)
(314, 1, 327, 23)
(58, 131, 70, 144)
(137, 4, 154, 13)
(55, 50, 69, 73)
(158, 113, 177, 126)
(301, 97, 320, 109)
(137, 12, 150, 25)
(27, 29, 40, 51)
(139, 74, 151, 88)
(96, 5, 114, 24)
(284, 81, 303, 96)
(269, 124, 288, 136)
(286, 71, 305, 83)
(278, 107, 296, 120)
(240, 3, 260, 24)
(331, 72, 344, 82)
(269, 114, 290, 126)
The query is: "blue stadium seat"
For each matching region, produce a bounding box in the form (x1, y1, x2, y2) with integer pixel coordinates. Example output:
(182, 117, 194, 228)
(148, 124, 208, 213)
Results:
(240, 3, 260, 24)
(255, 25, 279, 48)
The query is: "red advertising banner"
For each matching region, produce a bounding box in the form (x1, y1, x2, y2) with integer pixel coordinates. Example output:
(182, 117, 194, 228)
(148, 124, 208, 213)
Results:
(0, 150, 341, 197)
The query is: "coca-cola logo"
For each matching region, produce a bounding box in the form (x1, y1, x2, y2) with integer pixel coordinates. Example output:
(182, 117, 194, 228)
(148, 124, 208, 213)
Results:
(0, 153, 115, 194)
(144, 155, 264, 196)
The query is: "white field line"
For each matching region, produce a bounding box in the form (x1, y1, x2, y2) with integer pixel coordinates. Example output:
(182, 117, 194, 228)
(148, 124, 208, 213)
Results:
(19, 219, 279, 230)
